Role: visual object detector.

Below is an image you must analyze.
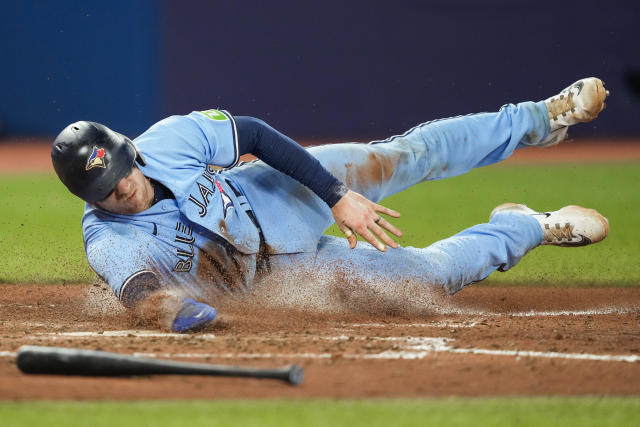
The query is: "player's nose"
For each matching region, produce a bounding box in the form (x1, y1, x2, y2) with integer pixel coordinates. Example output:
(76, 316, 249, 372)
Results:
(113, 177, 132, 199)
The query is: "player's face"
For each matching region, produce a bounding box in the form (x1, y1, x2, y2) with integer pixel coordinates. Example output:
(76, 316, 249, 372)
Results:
(95, 166, 154, 214)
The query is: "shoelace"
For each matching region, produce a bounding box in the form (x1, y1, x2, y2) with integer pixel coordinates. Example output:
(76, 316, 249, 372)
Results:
(543, 222, 575, 242)
(547, 92, 575, 121)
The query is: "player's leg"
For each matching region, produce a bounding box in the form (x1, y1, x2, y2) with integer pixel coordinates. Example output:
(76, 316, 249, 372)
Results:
(258, 209, 542, 301)
(307, 101, 547, 203)
(258, 202, 608, 302)
(309, 78, 608, 203)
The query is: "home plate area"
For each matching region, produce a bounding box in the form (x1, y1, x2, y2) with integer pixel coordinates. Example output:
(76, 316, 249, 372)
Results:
(0, 284, 638, 399)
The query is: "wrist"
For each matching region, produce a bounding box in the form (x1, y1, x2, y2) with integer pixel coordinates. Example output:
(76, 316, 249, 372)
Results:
(324, 182, 350, 208)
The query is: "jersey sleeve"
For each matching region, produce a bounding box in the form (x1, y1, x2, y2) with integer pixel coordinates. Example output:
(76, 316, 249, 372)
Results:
(189, 109, 239, 167)
(83, 216, 159, 300)
(134, 109, 239, 172)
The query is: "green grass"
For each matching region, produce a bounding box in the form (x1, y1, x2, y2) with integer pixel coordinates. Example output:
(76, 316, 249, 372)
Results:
(0, 174, 93, 283)
(1, 162, 639, 285)
(0, 398, 638, 426)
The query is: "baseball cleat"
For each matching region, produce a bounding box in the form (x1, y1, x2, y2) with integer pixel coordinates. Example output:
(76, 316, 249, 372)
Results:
(546, 77, 609, 129)
(171, 298, 217, 333)
(538, 77, 609, 147)
(490, 203, 609, 247)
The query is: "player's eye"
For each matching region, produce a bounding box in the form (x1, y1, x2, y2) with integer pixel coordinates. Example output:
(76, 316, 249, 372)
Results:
(100, 166, 134, 201)
(101, 189, 115, 201)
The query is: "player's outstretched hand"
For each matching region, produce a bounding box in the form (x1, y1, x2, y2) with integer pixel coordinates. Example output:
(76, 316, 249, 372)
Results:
(331, 189, 402, 252)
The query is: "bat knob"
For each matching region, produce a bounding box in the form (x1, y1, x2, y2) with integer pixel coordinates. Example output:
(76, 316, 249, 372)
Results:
(287, 365, 304, 385)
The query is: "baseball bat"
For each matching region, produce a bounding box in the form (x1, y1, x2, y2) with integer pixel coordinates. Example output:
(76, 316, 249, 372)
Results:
(16, 345, 303, 385)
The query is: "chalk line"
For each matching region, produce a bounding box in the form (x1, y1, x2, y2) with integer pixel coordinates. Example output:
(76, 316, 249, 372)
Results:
(341, 307, 636, 329)
(2, 335, 637, 363)
(135, 336, 640, 363)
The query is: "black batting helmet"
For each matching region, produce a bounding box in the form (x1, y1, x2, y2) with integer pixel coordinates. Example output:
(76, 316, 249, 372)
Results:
(51, 121, 146, 202)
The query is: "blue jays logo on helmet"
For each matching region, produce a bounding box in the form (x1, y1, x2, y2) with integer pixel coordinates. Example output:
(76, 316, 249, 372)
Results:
(85, 146, 106, 170)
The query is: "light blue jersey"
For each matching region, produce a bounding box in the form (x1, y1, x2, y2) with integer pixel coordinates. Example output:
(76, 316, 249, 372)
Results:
(83, 109, 262, 299)
(83, 102, 551, 301)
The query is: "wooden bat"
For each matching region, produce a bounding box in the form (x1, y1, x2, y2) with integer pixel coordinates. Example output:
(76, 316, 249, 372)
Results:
(16, 345, 303, 385)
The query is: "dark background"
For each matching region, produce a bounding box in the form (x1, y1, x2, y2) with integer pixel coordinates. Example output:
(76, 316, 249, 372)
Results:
(1, 0, 639, 140)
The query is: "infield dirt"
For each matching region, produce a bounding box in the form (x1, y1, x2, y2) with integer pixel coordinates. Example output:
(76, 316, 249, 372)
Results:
(0, 284, 638, 399)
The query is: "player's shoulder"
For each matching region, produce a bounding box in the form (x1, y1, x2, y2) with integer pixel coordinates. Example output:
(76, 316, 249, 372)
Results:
(138, 114, 195, 136)
(81, 204, 121, 237)
(190, 109, 232, 122)
(82, 204, 160, 247)
(135, 109, 232, 141)
(151, 109, 232, 128)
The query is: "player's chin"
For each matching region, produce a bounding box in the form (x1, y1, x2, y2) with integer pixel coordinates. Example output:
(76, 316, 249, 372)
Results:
(107, 190, 150, 215)
(117, 199, 146, 215)
(128, 201, 148, 214)
(135, 193, 153, 213)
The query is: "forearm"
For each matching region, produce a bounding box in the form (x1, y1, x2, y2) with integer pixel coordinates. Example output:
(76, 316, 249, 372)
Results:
(235, 116, 348, 207)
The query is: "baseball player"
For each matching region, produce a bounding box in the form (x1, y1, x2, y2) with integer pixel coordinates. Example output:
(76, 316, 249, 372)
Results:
(52, 77, 610, 332)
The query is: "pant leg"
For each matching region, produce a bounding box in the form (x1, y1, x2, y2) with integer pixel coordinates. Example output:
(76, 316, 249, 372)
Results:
(259, 211, 542, 308)
(309, 101, 550, 203)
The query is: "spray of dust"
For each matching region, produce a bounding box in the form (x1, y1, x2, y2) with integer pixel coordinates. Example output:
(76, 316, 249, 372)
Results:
(81, 281, 191, 330)
(80, 263, 475, 330)
(82, 282, 125, 317)
(241, 263, 469, 317)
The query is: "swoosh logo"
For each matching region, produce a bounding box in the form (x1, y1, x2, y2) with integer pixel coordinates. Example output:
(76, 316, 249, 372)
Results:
(533, 212, 552, 218)
(572, 81, 584, 95)
(560, 234, 592, 247)
(194, 309, 207, 319)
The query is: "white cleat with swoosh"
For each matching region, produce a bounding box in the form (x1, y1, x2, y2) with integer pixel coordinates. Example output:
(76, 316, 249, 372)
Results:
(490, 203, 609, 247)
(538, 77, 610, 147)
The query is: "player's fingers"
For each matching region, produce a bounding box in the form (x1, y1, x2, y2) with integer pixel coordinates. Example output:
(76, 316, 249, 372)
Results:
(358, 228, 386, 252)
(347, 232, 357, 249)
(375, 204, 401, 218)
(374, 216, 403, 238)
(338, 222, 358, 249)
(370, 222, 398, 248)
